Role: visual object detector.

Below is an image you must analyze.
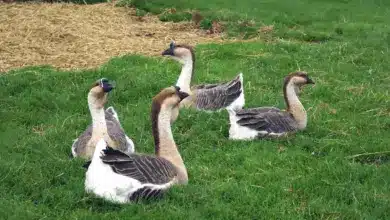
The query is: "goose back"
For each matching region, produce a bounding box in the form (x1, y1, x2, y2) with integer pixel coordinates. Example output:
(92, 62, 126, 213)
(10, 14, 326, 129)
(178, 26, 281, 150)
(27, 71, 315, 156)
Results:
(234, 109, 298, 136)
(184, 73, 244, 111)
(99, 146, 178, 201)
(101, 147, 177, 185)
(234, 107, 281, 115)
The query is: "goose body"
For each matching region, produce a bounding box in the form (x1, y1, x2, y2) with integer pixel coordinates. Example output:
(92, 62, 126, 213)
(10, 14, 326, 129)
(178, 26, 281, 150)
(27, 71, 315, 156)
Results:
(84, 86, 190, 203)
(228, 72, 315, 140)
(71, 106, 135, 158)
(228, 107, 298, 139)
(71, 79, 135, 160)
(84, 139, 177, 203)
(162, 42, 245, 111)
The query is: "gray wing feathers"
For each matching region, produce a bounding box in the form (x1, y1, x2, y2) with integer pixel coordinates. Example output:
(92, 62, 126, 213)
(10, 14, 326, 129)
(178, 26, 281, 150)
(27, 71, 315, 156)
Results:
(72, 108, 134, 156)
(71, 128, 92, 156)
(129, 186, 164, 202)
(106, 119, 133, 153)
(101, 147, 177, 185)
(105, 108, 134, 154)
(191, 83, 219, 90)
(106, 106, 120, 123)
(235, 107, 281, 115)
(194, 74, 243, 110)
(236, 111, 298, 133)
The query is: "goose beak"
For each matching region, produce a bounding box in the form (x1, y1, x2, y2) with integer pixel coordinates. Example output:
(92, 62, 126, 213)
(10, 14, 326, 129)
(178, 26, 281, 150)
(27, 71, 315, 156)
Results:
(306, 77, 315, 84)
(173, 85, 189, 100)
(162, 48, 174, 56)
(99, 78, 115, 93)
(178, 91, 189, 101)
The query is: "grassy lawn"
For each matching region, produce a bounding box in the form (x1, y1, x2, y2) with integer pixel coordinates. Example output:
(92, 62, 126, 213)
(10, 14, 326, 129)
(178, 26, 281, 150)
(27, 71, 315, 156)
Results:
(1, 0, 390, 219)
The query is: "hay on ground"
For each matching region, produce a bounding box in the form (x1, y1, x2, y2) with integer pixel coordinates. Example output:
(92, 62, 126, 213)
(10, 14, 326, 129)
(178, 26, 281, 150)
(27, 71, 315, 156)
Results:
(0, 3, 231, 72)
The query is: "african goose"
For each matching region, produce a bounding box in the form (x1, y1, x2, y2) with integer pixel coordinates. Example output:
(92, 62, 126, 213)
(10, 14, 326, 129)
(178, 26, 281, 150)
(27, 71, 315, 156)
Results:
(71, 78, 135, 159)
(228, 72, 315, 140)
(83, 86, 190, 203)
(162, 41, 245, 111)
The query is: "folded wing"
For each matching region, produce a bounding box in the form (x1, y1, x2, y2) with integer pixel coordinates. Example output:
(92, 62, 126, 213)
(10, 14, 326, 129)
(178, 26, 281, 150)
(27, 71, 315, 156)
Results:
(235, 110, 298, 134)
(101, 147, 177, 185)
(192, 74, 243, 111)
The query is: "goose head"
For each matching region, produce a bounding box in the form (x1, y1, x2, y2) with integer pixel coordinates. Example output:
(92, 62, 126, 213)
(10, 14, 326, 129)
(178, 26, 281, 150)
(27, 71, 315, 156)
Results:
(88, 78, 114, 108)
(162, 41, 194, 64)
(284, 71, 314, 95)
(152, 86, 189, 123)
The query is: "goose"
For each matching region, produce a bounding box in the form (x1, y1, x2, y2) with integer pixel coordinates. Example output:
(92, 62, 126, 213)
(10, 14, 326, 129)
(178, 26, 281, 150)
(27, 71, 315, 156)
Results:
(71, 78, 135, 159)
(83, 85, 190, 203)
(227, 71, 315, 140)
(162, 41, 245, 111)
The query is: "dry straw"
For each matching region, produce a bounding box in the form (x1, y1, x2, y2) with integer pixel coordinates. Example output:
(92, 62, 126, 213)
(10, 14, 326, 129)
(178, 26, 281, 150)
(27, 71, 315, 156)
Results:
(0, 2, 235, 72)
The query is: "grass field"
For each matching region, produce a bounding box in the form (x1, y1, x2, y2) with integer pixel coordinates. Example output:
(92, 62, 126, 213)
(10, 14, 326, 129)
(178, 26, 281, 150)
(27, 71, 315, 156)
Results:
(1, 0, 390, 219)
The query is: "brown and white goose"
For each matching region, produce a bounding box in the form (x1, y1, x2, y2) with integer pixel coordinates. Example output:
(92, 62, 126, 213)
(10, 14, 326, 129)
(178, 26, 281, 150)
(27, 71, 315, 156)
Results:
(71, 78, 135, 159)
(162, 41, 245, 111)
(84, 86, 189, 203)
(227, 72, 315, 140)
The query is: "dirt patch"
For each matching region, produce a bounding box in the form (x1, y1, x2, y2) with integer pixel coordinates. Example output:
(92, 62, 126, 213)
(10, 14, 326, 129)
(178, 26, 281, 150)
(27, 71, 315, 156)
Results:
(0, 3, 231, 72)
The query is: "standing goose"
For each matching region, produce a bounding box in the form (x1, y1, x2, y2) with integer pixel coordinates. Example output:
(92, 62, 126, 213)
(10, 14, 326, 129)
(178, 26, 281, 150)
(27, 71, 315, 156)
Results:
(228, 71, 315, 140)
(162, 41, 245, 111)
(84, 86, 190, 203)
(71, 78, 135, 159)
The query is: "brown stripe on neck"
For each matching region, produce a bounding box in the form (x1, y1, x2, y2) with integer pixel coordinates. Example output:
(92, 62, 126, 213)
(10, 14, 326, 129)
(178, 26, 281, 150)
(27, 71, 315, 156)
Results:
(283, 71, 307, 111)
(283, 75, 294, 111)
(177, 44, 195, 81)
(151, 87, 177, 155)
(151, 100, 161, 155)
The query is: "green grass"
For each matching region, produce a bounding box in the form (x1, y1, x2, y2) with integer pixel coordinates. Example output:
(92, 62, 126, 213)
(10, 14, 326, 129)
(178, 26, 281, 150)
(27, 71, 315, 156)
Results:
(1, 0, 390, 219)
(159, 11, 192, 22)
(122, 0, 390, 40)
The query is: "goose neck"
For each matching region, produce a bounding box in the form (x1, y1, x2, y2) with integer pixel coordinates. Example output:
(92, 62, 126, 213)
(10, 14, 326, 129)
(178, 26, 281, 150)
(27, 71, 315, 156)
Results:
(151, 104, 188, 183)
(88, 94, 108, 138)
(284, 83, 307, 129)
(176, 57, 194, 94)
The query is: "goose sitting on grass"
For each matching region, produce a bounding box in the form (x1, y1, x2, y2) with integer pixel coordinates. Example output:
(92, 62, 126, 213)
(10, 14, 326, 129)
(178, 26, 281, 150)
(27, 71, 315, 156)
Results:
(83, 86, 190, 203)
(71, 78, 135, 160)
(228, 71, 315, 140)
(162, 41, 245, 111)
